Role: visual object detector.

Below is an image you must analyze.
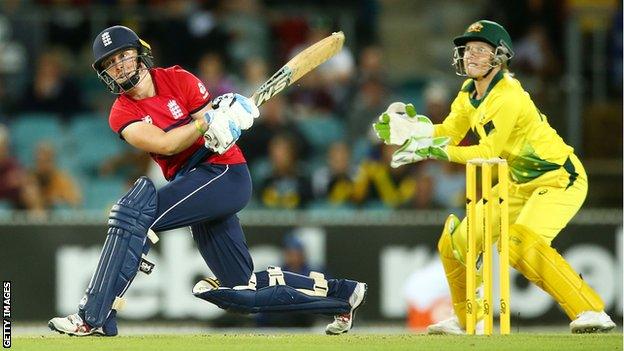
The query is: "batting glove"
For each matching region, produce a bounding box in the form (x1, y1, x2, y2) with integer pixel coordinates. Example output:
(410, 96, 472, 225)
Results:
(390, 136, 450, 168)
(211, 93, 260, 130)
(373, 102, 434, 145)
(203, 108, 242, 154)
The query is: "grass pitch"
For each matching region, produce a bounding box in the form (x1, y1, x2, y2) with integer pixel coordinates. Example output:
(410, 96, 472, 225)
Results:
(11, 333, 623, 351)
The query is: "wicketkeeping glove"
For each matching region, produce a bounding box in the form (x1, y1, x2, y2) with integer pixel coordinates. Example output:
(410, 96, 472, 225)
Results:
(373, 102, 434, 145)
(390, 136, 450, 168)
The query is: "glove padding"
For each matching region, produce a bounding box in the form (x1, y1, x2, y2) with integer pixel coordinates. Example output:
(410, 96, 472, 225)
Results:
(391, 136, 450, 168)
(210, 93, 260, 130)
(203, 93, 259, 154)
(373, 102, 434, 145)
(203, 109, 242, 154)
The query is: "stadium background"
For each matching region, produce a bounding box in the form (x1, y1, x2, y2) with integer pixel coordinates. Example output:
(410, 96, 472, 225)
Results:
(0, 0, 621, 332)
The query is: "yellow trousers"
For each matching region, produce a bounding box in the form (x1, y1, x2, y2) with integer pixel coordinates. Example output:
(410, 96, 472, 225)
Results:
(438, 155, 605, 327)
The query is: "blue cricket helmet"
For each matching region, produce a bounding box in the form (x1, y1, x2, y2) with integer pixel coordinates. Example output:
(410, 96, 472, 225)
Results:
(92, 25, 154, 94)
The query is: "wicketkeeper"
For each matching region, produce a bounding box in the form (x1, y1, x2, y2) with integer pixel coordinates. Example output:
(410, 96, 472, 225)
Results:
(373, 20, 616, 334)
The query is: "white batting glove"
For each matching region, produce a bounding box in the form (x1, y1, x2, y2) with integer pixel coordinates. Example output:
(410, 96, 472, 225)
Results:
(372, 102, 434, 145)
(203, 109, 242, 155)
(211, 93, 260, 130)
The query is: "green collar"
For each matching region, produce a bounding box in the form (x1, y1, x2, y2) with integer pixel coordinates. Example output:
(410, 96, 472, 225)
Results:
(462, 70, 504, 108)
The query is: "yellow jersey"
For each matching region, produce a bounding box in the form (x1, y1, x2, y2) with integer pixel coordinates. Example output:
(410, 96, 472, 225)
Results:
(434, 71, 578, 188)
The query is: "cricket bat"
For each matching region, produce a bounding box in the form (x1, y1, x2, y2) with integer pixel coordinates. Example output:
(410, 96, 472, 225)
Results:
(250, 31, 345, 107)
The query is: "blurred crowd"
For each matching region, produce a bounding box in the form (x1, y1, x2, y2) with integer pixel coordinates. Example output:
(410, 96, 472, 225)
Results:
(0, 0, 621, 214)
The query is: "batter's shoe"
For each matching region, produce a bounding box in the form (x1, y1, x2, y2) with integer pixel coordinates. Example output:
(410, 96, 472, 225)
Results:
(325, 282, 367, 335)
(48, 311, 118, 336)
(570, 310, 616, 333)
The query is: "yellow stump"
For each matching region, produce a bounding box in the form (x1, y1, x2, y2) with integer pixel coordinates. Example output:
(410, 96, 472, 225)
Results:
(466, 159, 510, 335)
(498, 162, 511, 334)
(482, 163, 493, 335)
(465, 162, 477, 335)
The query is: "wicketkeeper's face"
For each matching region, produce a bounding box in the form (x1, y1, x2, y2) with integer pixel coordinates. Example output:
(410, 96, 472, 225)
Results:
(462, 41, 495, 78)
(102, 49, 140, 83)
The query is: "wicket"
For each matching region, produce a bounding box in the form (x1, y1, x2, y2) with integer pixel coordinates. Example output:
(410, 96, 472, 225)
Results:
(465, 158, 510, 335)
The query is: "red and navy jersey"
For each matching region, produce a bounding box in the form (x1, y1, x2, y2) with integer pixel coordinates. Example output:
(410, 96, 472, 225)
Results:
(108, 66, 246, 180)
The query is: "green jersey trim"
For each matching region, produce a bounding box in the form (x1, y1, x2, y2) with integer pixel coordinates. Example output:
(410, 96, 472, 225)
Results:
(463, 70, 505, 108)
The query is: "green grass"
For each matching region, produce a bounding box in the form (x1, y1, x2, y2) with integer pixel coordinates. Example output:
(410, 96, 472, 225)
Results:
(10, 333, 623, 351)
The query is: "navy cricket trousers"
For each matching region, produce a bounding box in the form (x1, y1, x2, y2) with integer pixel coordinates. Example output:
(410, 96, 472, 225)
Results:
(151, 163, 254, 287)
(80, 162, 356, 329)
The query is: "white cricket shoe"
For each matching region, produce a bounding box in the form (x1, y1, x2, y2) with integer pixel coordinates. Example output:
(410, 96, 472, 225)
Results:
(325, 282, 367, 335)
(48, 313, 105, 336)
(570, 310, 616, 333)
(427, 316, 484, 335)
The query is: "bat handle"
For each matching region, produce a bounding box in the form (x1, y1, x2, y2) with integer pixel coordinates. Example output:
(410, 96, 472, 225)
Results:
(249, 92, 261, 107)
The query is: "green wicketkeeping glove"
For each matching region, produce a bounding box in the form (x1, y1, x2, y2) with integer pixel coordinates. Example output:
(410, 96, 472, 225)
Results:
(372, 102, 434, 145)
(390, 136, 450, 168)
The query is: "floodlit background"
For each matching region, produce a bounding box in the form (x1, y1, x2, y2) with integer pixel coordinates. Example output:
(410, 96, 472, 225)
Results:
(0, 0, 621, 332)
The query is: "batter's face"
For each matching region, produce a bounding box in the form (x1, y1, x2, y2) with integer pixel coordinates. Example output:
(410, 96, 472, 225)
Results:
(462, 41, 495, 78)
(102, 49, 140, 83)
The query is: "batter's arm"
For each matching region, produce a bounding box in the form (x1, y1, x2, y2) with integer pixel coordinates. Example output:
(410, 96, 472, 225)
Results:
(121, 122, 202, 157)
(121, 104, 214, 156)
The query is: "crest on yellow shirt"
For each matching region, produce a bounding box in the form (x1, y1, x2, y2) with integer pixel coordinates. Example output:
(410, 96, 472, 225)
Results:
(467, 22, 483, 33)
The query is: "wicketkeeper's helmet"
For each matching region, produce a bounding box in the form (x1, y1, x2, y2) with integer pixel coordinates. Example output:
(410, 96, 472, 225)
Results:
(92, 25, 154, 94)
(452, 20, 515, 76)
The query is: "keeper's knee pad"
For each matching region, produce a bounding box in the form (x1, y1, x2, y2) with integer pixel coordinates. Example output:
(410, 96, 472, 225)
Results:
(438, 215, 469, 308)
(81, 177, 158, 328)
(438, 214, 462, 261)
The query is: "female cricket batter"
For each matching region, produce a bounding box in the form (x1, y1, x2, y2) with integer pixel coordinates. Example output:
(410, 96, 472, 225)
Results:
(374, 20, 615, 334)
(49, 25, 366, 336)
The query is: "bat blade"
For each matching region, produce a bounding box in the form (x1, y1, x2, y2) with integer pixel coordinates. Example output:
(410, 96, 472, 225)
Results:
(251, 31, 345, 107)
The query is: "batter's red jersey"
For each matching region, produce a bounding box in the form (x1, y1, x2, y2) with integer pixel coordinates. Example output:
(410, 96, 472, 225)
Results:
(108, 66, 245, 180)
